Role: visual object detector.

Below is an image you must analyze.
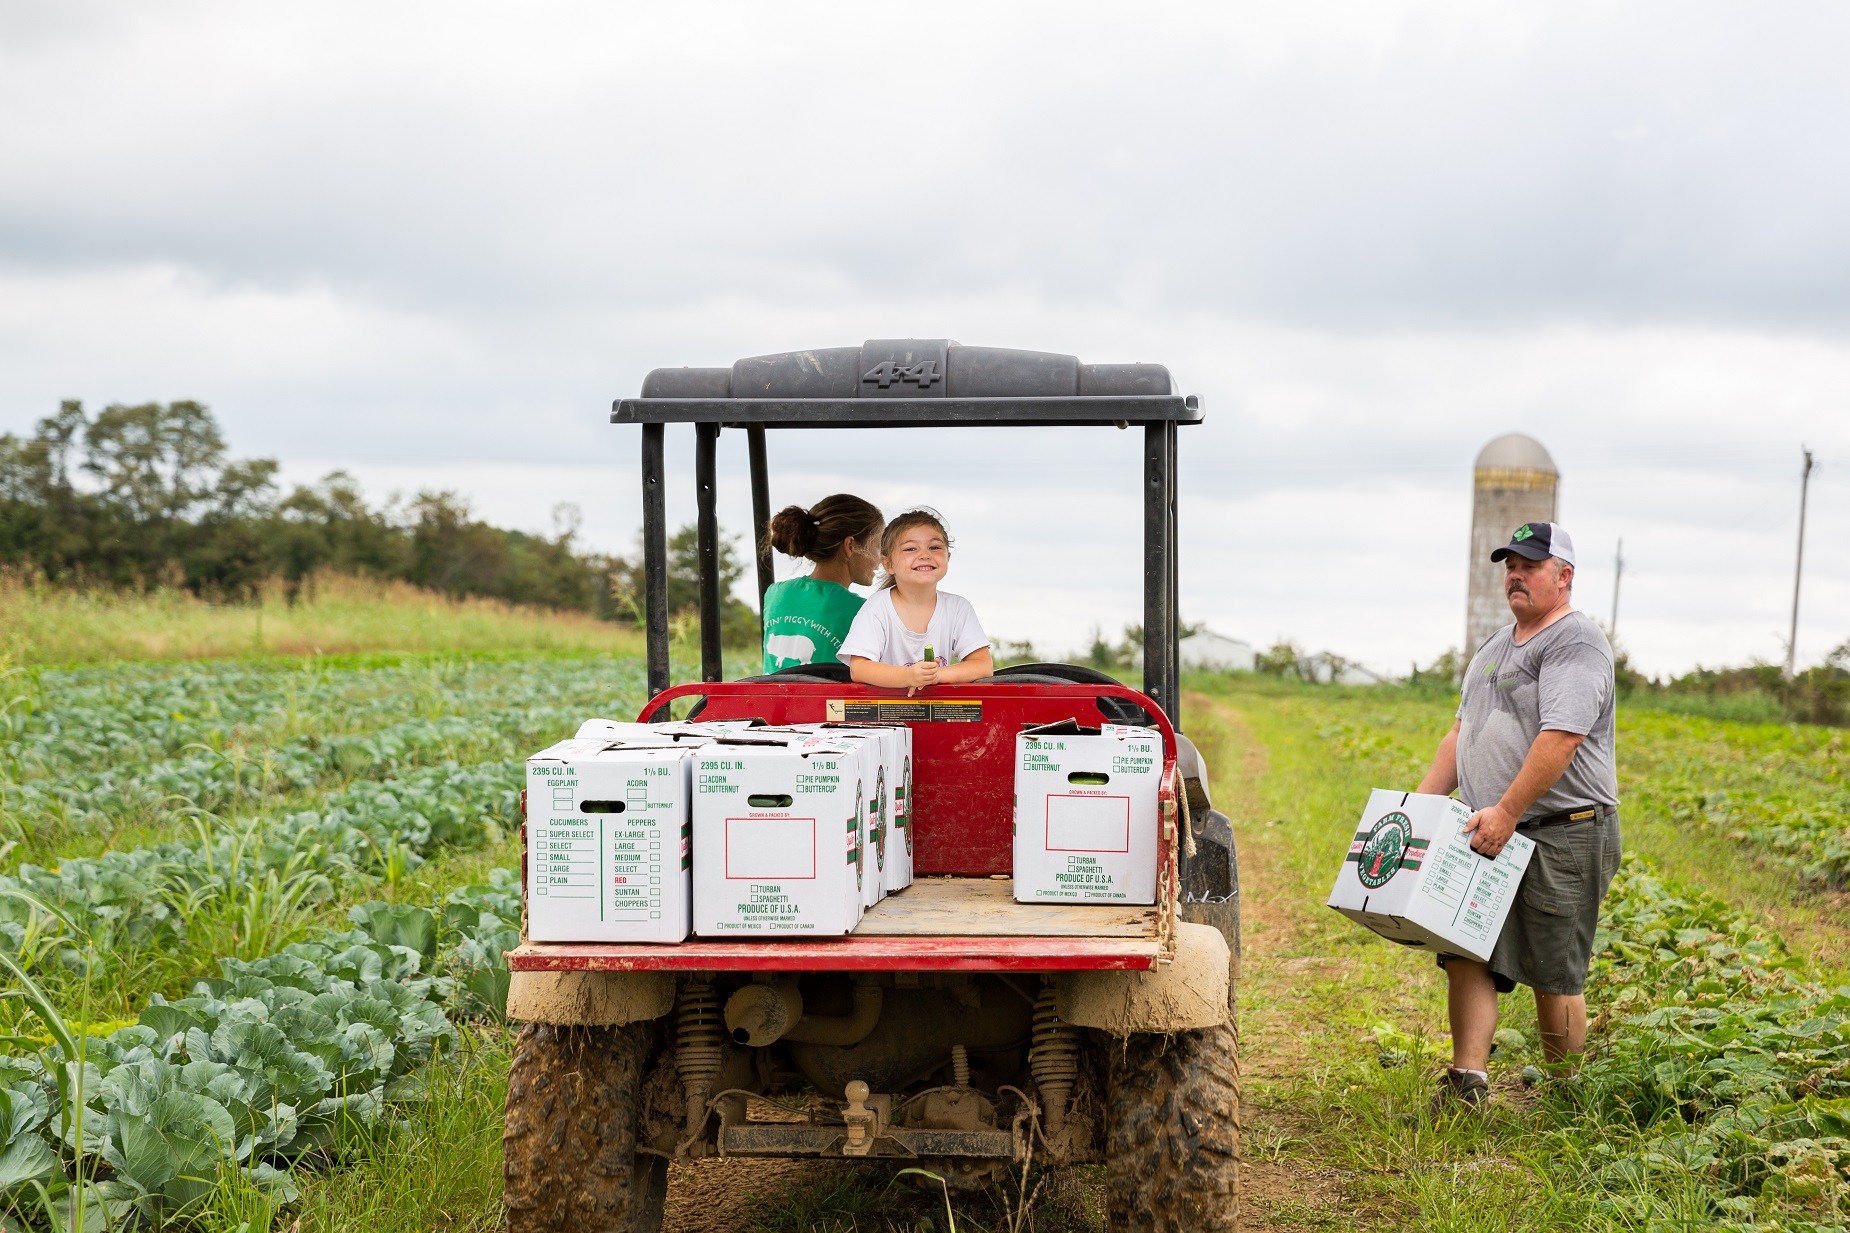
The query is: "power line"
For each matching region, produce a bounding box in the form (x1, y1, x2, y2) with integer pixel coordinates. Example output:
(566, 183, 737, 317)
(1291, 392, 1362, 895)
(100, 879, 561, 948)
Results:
(1610, 537, 1624, 638)
(1785, 446, 1816, 679)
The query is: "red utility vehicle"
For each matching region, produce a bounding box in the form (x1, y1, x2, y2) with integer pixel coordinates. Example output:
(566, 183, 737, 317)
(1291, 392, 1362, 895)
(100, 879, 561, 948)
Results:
(502, 341, 1241, 1233)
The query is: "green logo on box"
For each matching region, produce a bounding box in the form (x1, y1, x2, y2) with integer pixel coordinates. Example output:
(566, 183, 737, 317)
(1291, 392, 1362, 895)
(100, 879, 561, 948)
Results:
(1356, 812, 1413, 889)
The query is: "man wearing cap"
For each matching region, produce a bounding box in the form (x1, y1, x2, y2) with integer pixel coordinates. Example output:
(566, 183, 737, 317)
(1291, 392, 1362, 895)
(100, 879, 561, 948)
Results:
(1416, 522, 1622, 1109)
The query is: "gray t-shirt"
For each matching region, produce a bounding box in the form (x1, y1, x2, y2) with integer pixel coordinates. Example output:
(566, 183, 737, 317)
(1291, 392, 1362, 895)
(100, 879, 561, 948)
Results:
(1456, 610, 1618, 820)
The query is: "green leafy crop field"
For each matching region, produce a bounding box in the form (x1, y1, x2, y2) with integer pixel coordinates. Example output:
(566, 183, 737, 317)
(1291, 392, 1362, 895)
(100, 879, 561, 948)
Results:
(0, 653, 652, 1230)
(4, 641, 1848, 1232)
(1199, 677, 1850, 1233)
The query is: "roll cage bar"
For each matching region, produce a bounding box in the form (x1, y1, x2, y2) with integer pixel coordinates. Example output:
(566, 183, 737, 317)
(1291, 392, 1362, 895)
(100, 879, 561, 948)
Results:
(612, 339, 1202, 727)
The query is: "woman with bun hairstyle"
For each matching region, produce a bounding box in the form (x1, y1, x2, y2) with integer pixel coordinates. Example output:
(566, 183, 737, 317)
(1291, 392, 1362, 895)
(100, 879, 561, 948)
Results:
(761, 495, 885, 672)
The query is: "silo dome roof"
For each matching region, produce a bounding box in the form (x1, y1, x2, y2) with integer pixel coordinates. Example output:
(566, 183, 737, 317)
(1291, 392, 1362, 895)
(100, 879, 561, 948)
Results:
(1474, 433, 1557, 473)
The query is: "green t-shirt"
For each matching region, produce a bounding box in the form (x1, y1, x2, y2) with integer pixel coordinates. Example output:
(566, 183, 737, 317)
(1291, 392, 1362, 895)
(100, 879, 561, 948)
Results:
(762, 577, 865, 673)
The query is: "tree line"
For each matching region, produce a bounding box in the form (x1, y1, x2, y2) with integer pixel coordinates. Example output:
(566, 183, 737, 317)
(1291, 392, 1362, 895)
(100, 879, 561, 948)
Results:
(0, 400, 759, 641)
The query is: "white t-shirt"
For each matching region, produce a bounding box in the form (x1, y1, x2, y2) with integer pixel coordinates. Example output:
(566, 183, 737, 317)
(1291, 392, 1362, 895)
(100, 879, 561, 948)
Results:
(837, 589, 990, 667)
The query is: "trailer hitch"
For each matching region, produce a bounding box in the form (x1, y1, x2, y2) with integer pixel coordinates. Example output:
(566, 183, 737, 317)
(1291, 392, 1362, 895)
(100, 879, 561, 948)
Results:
(841, 1080, 887, 1157)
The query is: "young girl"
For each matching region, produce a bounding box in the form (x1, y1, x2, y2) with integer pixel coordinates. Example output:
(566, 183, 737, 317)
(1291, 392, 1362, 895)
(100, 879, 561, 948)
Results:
(838, 509, 993, 693)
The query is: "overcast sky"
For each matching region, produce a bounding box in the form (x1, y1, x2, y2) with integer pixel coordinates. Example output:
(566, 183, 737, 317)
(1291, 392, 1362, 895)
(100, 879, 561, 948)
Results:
(3, 2, 1846, 678)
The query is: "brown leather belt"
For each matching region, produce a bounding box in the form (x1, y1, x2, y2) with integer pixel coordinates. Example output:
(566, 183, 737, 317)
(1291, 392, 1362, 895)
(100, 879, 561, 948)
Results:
(1523, 805, 1603, 829)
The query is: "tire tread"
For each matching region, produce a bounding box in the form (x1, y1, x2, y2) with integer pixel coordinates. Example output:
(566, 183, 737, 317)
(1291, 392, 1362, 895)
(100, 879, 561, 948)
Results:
(503, 1021, 667, 1233)
(1104, 1022, 1240, 1232)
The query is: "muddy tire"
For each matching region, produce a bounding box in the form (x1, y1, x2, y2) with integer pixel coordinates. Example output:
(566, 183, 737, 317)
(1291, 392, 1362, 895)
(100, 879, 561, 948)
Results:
(1103, 1022, 1240, 1232)
(504, 1021, 668, 1233)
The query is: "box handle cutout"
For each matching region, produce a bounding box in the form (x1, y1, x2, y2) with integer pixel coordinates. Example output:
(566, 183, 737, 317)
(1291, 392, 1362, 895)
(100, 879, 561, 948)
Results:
(579, 800, 626, 814)
(1067, 772, 1111, 785)
(749, 794, 795, 808)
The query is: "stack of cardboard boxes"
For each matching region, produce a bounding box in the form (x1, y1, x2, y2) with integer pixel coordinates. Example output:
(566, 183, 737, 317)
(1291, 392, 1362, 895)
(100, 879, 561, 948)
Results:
(525, 720, 913, 943)
(525, 713, 1170, 945)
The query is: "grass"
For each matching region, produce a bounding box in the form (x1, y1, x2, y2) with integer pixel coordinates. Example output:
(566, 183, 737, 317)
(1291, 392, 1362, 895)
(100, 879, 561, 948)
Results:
(1189, 675, 1850, 1230)
(1626, 689, 1791, 726)
(726, 1163, 1105, 1233)
(203, 1026, 515, 1233)
(20, 637, 1850, 1230)
(0, 570, 646, 665)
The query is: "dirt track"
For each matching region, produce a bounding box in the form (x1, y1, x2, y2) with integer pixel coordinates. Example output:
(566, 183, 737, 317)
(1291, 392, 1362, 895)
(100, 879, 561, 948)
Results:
(661, 1158, 819, 1232)
(1207, 698, 1359, 1229)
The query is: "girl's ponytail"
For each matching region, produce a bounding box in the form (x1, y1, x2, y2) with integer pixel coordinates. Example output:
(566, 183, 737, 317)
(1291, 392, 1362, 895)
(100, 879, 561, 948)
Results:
(765, 495, 884, 564)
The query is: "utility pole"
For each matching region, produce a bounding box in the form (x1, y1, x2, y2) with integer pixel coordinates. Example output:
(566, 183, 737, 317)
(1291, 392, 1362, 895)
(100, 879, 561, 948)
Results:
(1785, 446, 1816, 680)
(1610, 538, 1624, 639)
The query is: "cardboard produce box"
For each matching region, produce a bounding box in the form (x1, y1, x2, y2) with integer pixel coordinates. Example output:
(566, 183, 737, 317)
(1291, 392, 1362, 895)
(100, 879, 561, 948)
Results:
(861, 723, 913, 893)
(758, 726, 887, 908)
(524, 738, 693, 943)
(886, 723, 914, 892)
(794, 724, 914, 898)
(1326, 789, 1536, 963)
(692, 735, 866, 936)
(817, 729, 889, 908)
(1013, 721, 1161, 904)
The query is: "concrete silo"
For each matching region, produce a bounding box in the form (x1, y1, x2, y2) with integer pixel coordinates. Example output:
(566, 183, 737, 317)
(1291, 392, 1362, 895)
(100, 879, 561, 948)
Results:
(1466, 434, 1558, 655)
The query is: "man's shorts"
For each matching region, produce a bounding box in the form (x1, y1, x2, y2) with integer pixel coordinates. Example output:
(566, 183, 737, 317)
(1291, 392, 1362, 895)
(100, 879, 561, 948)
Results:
(1436, 805, 1622, 996)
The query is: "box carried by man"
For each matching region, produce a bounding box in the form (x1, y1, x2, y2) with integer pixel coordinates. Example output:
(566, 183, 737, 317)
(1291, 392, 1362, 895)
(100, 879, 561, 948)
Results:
(1327, 789, 1535, 963)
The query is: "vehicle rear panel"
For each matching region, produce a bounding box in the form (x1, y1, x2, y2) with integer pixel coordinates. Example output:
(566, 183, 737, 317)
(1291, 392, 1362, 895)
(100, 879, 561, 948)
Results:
(511, 682, 1179, 974)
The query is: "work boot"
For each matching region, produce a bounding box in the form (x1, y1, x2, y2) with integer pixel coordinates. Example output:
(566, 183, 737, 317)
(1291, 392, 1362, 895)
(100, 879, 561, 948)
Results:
(1429, 1068, 1490, 1116)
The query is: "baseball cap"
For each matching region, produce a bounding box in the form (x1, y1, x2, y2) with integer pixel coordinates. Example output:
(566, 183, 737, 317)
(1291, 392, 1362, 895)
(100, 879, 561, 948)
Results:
(1490, 522, 1576, 567)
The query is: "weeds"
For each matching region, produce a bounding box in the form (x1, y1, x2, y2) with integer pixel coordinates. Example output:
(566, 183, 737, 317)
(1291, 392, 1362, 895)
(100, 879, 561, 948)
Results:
(0, 570, 647, 666)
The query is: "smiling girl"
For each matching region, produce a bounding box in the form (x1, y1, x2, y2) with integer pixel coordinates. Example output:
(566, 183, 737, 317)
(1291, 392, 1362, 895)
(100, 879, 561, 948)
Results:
(839, 508, 992, 693)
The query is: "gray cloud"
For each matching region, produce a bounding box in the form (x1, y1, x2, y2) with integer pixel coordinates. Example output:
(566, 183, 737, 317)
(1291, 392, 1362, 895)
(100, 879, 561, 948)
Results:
(2, 1, 1847, 676)
(4, 2, 1850, 327)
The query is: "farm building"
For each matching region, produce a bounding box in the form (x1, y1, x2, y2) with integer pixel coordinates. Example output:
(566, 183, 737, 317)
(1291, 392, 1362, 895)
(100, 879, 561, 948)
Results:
(1180, 628, 1258, 672)
(1302, 652, 1388, 685)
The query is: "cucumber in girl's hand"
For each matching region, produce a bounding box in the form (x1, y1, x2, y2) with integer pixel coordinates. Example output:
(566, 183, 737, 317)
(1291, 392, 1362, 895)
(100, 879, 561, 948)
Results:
(924, 644, 935, 664)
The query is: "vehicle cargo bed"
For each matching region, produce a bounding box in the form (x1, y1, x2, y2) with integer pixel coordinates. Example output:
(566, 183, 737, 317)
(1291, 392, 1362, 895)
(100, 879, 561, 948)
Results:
(509, 876, 1163, 972)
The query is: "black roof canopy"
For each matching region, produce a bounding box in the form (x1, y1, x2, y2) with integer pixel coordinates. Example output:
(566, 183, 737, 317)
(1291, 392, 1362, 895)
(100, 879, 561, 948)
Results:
(614, 339, 1201, 428)
(617, 338, 1191, 728)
